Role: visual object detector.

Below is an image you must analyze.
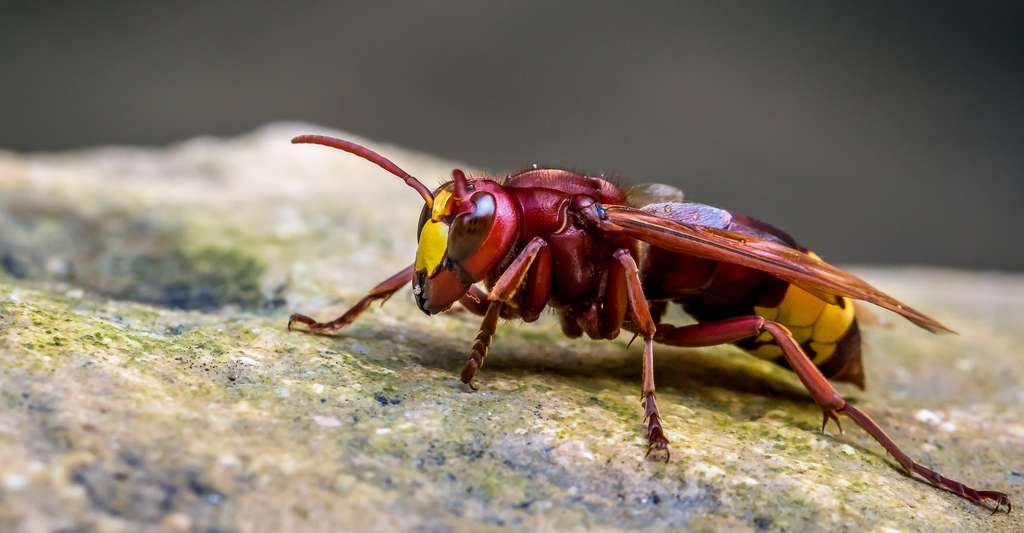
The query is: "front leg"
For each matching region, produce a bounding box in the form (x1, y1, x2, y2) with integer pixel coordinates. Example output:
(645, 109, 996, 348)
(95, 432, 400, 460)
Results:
(459, 300, 502, 390)
(487, 237, 549, 303)
(460, 237, 550, 387)
(288, 264, 414, 334)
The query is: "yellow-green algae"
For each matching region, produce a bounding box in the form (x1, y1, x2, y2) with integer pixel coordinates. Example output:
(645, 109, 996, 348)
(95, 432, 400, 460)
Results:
(0, 125, 1021, 532)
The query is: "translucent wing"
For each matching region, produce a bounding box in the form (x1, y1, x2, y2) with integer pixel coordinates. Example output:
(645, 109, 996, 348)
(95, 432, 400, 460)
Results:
(598, 205, 953, 333)
(640, 201, 732, 230)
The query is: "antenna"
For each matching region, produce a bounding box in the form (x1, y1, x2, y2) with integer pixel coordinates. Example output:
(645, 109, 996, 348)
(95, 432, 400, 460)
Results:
(292, 134, 434, 207)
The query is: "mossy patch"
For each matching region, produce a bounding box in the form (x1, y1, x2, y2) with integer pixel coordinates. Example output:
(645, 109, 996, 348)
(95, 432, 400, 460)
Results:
(115, 246, 265, 310)
(0, 199, 266, 310)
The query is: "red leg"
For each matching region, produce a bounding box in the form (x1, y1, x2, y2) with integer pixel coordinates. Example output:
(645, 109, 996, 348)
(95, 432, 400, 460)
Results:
(459, 300, 502, 390)
(558, 307, 584, 338)
(518, 244, 551, 322)
(288, 264, 414, 334)
(488, 237, 547, 302)
(460, 237, 550, 388)
(574, 303, 604, 339)
(565, 255, 629, 340)
(613, 249, 669, 460)
(655, 316, 1011, 512)
(453, 285, 490, 316)
(601, 254, 628, 339)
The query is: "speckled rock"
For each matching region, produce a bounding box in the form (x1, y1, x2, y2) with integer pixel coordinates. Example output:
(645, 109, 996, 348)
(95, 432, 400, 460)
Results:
(0, 125, 1021, 532)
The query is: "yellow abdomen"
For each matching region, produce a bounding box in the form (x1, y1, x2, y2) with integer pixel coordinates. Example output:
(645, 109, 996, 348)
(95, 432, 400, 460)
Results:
(749, 282, 856, 366)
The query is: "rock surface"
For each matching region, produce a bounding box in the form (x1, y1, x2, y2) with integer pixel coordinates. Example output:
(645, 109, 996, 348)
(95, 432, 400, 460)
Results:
(0, 124, 1021, 532)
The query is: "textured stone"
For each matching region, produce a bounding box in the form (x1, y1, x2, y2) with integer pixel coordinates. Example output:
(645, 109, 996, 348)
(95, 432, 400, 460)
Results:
(0, 125, 1020, 531)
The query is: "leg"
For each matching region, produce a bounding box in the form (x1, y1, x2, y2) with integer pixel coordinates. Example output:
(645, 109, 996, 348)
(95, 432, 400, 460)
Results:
(558, 307, 584, 338)
(600, 254, 628, 339)
(488, 237, 547, 302)
(453, 285, 490, 316)
(612, 249, 670, 459)
(461, 237, 550, 387)
(288, 264, 413, 333)
(564, 255, 628, 340)
(655, 316, 1011, 512)
(518, 243, 552, 322)
(459, 300, 502, 390)
(574, 303, 604, 339)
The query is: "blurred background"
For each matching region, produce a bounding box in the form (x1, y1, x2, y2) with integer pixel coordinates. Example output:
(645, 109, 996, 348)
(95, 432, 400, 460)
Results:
(2, 1, 1022, 270)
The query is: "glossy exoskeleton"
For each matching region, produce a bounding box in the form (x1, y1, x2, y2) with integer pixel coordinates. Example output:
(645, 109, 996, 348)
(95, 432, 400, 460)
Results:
(287, 134, 1010, 512)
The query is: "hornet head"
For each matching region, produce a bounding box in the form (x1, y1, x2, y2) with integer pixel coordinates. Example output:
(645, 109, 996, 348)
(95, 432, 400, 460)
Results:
(292, 135, 519, 315)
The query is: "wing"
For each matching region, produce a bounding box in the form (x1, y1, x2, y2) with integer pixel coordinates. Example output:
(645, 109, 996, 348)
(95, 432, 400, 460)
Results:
(597, 205, 953, 334)
(638, 201, 732, 230)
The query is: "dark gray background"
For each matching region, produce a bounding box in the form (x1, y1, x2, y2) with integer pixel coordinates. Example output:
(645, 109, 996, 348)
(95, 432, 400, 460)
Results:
(2, 1, 1022, 270)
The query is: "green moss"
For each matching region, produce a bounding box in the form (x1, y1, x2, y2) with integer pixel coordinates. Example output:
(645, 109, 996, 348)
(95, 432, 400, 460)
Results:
(118, 246, 265, 310)
(0, 202, 268, 311)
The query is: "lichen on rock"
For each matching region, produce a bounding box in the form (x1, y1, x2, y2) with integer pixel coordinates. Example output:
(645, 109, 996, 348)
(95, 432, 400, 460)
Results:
(0, 125, 1021, 531)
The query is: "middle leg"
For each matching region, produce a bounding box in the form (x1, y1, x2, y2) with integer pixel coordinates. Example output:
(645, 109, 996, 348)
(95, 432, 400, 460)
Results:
(612, 249, 670, 459)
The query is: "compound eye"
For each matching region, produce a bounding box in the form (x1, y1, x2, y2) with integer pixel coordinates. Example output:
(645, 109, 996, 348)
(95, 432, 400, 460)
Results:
(447, 192, 496, 262)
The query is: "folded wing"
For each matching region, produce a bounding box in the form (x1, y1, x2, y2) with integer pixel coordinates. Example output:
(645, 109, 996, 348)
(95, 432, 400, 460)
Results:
(600, 205, 953, 334)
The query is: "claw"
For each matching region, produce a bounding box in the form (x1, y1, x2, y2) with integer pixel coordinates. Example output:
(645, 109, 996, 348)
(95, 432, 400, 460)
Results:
(978, 490, 1012, 514)
(460, 374, 479, 392)
(626, 333, 640, 349)
(903, 448, 1013, 513)
(821, 410, 843, 435)
(643, 394, 671, 462)
(287, 312, 327, 333)
(460, 363, 480, 392)
(645, 425, 671, 462)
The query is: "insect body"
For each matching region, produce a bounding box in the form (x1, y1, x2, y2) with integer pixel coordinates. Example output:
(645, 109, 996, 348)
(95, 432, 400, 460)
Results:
(287, 134, 1010, 512)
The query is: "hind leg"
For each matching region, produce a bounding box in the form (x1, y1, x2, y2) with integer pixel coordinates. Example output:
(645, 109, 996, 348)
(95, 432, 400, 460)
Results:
(654, 316, 1011, 512)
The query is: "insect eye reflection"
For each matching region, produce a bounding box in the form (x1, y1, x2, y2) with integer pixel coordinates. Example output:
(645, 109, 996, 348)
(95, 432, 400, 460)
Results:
(447, 192, 496, 262)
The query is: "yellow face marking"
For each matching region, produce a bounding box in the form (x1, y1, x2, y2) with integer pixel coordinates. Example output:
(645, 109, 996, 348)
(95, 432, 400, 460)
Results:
(415, 189, 455, 276)
(416, 220, 448, 275)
